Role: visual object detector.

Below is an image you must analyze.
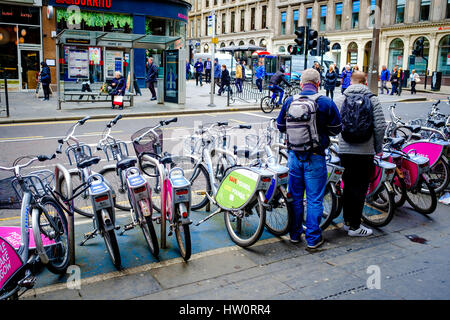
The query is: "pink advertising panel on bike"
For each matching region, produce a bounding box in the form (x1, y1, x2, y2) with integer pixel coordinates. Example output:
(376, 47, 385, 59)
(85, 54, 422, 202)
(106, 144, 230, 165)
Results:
(0, 236, 24, 291)
(402, 142, 444, 167)
(0, 227, 56, 250)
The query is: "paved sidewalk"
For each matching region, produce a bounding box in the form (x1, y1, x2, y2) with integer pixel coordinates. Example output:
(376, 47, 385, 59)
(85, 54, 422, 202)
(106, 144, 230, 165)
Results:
(0, 80, 432, 124)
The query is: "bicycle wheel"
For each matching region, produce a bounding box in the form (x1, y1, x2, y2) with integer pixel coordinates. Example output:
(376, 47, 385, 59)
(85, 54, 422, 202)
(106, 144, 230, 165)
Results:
(170, 156, 211, 211)
(37, 197, 71, 274)
(137, 199, 159, 257)
(140, 162, 162, 212)
(393, 173, 407, 208)
(362, 182, 396, 227)
(98, 167, 132, 212)
(260, 96, 275, 113)
(278, 150, 288, 166)
(175, 221, 191, 262)
(406, 177, 437, 215)
(101, 213, 121, 269)
(60, 171, 94, 218)
(426, 157, 450, 194)
(320, 184, 338, 230)
(224, 196, 266, 247)
(265, 189, 292, 236)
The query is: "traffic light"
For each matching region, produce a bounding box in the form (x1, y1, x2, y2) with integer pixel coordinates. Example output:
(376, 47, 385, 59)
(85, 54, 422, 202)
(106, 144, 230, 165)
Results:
(293, 26, 306, 55)
(322, 37, 331, 54)
(413, 37, 424, 57)
(306, 28, 318, 54)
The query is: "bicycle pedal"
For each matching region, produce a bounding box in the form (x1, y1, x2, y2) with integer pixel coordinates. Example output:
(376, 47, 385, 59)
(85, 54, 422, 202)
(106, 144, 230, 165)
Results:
(123, 223, 134, 231)
(115, 225, 121, 231)
(19, 275, 36, 289)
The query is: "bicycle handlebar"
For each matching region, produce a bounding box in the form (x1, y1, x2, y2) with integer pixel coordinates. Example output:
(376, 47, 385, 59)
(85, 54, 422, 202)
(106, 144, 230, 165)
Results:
(134, 117, 178, 144)
(160, 117, 177, 126)
(108, 114, 122, 128)
(0, 154, 56, 173)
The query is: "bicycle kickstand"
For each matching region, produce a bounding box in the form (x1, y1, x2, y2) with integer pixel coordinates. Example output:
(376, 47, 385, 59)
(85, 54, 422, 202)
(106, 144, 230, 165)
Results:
(195, 208, 223, 226)
(79, 228, 98, 246)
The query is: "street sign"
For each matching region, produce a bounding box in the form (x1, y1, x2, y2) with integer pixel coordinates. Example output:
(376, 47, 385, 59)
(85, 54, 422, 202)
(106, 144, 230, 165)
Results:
(208, 15, 214, 36)
(212, 37, 219, 44)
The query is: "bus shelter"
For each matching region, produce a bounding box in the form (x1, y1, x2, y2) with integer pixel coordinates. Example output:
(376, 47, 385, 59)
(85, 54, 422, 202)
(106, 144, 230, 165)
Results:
(55, 30, 181, 110)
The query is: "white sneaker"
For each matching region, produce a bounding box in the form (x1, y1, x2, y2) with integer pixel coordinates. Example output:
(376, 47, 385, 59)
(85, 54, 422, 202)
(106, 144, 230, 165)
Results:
(348, 225, 373, 237)
(343, 224, 350, 232)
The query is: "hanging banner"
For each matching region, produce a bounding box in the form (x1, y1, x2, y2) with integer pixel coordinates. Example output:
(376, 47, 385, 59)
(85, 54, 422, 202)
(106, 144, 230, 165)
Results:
(164, 50, 179, 103)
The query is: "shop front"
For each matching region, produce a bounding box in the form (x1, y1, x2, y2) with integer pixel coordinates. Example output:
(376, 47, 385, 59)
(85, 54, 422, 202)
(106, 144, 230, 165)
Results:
(0, 3, 42, 91)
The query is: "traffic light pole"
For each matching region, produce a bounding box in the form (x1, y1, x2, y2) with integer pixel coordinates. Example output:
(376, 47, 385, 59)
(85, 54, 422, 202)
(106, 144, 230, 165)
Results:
(367, 0, 381, 95)
(304, 27, 309, 71)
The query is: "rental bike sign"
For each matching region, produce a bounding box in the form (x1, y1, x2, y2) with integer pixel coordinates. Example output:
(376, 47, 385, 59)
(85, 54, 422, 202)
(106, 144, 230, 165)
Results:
(216, 169, 259, 209)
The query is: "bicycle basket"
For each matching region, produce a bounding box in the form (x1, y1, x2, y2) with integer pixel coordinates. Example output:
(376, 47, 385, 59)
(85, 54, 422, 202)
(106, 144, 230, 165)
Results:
(12, 170, 55, 200)
(131, 127, 163, 157)
(0, 176, 21, 209)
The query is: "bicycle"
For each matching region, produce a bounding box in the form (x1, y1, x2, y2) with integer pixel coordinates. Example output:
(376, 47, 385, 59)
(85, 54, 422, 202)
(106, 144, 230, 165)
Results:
(133, 118, 193, 261)
(57, 117, 122, 269)
(96, 115, 159, 257)
(0, 154, 71, 300)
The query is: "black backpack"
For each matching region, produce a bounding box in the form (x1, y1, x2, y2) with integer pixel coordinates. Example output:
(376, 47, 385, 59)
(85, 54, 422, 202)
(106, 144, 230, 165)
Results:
(340, 92, 374, 143)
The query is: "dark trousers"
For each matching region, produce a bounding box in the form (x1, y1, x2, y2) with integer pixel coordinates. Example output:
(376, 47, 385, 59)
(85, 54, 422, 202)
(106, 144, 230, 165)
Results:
(195, 72, 203, 86)
(340, 154, 374, 230)
(79, 83, 92, 100)
(235, 78, 243, 93)
(256, 78, 263, 92)
(411, 81, 416, 94)
(205, 69, 211, 83)
(390, 82, 398, 95)
(218, 83, 231, 95)
(42, 83, 50, 99)
(148, 81, 156, 98)
(341, 86, 347, 94)
(326, 89, 334, 100)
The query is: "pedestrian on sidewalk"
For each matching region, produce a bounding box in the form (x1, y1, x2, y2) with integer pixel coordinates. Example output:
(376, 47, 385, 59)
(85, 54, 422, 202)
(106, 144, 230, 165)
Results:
(186, 59, 191, 80)
(325, 65, 337, 100)
(334, 71, 386, 237)
(218, 64, 231, 96)
(380, 65, 390, 94)
(204, 58, 212, 83)
(146, 57, 158, 101)
(111, 71, 126, 110)
(235, 60, 244, 93)
(390, 65, 399, 95)
(410, 69, 420, 94)
(276, 68, 342, 250)
(313, 62, 323, 90)
(214, 58, 221, 93)
(40, 62, 51, 101)
(255, 60, 265, 93)
(194, 58, 204, 86)
(397, 67, 404, 96)
(341, 65, 352, 94)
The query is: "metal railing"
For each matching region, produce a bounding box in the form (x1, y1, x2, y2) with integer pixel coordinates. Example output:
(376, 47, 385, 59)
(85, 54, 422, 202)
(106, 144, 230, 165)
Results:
(228, 79, 269, 106)
(0, 71, 10, 118)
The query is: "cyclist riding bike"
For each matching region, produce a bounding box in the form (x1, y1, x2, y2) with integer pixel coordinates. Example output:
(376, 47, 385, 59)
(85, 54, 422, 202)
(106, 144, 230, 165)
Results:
(268, 66, 291, 106)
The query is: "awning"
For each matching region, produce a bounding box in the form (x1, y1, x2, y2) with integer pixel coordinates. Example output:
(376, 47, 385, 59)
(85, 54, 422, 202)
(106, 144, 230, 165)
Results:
(56, 29, 181, 50)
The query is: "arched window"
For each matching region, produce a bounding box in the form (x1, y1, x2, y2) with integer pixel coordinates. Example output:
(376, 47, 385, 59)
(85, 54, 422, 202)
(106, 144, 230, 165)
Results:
(279, 46, 286, 53)
(388, 38, 404, 71)
(347, 42, 358, 66)
(220, 42, 226, 48)
(259, 39, 267, 48)
(204, 43, 209, 53)
(332, 43, 341, 70)
(409, 37, 429, 75)
(363, 41, 372, 73)
(229, 41, 235, 46)
(249, 39, 255, 45)
(239, 40, 245, 46)
(437, 35, 450, 76)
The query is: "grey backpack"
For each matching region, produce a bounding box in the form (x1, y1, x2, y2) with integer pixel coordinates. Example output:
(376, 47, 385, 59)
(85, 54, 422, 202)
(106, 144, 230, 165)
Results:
(286, 94, 321, 152)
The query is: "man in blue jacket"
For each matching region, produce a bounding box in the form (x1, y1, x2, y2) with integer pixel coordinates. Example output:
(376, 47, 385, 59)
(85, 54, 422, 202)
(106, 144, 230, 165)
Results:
(204, 58, 212, 83)
(255, 60, 265, 92)
(146, 57, 158, 101)
(341, 65, 352, 94)
(194, 58, 204, 86)
(277, 68, 342, 250)
(380, 65, 390, 94)
(213, 58, 221, 93)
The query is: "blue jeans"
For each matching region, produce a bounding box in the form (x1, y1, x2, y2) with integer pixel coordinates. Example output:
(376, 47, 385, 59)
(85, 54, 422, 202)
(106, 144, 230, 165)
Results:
(256, 78, 263, 92)
(268, 84, 284, 105)
(287, 150, 327, 246)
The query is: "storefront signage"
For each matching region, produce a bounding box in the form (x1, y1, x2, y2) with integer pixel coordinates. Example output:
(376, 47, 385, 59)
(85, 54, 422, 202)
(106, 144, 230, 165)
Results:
(164, 50, 179, 104)
(97, 41, 132, 48)
(54, 0, 112, 9)
(66, 38, 90, 44)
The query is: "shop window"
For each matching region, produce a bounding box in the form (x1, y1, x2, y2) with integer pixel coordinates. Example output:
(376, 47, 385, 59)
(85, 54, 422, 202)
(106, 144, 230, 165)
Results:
(18, 26, 40, 44)
(437, 35, 450, 76)
(347, 42, 358, 65)
(0, 24, 19, 79)
(332, 43, 341, 70)
(147, 17, 166, 36)
(388, 38, 404, 71)
(335, 3, 343, 30)
(320, 5, 327, 31)
(396, 0, 405, 24)
(410, 37, 429, 76)
(0, 5, 40, 25)
(419, 0, 430, 21)
(352, 0, 360, 29)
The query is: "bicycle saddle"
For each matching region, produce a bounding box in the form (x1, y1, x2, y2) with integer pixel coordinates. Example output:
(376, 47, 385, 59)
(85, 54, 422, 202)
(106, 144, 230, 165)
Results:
(404, 125, 422, 133)
(429, 119, 445, 128)
(329, 155, 341, 165)
(389, 137, 405, 149)
(116, 157, 137, 170)
(160, 155, 174, 166)
(77, 156, 101, 169)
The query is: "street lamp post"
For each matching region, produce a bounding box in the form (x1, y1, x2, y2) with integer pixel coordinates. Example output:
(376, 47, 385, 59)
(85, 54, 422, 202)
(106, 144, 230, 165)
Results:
(208, 11, 216, 107)
(367, 0, 382, 95)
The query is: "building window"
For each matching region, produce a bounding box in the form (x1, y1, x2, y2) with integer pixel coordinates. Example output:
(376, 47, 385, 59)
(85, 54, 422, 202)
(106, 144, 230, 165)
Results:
(388, 38, 404, 71)
(251, 7, 255, 30)
(222, 13, 226, 34)
(281, 11, 286, 35)
(197, 0, 201, 11)
(347, 42, 358, 65)
(396, 0, 405, 24)
(205, 16, 208, 36)
(447, 0, 450, 19)
(279, 46, 286, 53)
(419, 0, 430, 21)
(240, 10, 245, 32)
(369, 0, 376, 27)
(206, 0, 209, 7)
(437, 35, 450, 75)
(410, 37, 430, 76)
(293, 9, 299, 32)
(231, 11, 235, 33)
(197, 18, 201, 37)
(306, 7, 312, 28)
(320, 5, 327, 31)
(262, 6, 267, 29)
(335, 2, 343, 30)
(352, 0, 360, 29)
(332, 43, 342, 70)
(190, 20, 194, 37)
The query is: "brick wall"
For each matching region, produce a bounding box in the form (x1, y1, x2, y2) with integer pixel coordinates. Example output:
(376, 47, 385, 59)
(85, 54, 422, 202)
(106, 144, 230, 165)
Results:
(42, 5, 57, 91)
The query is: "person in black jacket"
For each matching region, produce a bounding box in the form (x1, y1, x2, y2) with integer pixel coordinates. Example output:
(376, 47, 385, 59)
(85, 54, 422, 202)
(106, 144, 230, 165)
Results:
(324, 65, 338, 100)
(40, 62, 51, 101)
(218, 64, 231, 96)
(146, 57, 158, 101)
(111, 71, 126, 110)
(268, 66, 291, 106)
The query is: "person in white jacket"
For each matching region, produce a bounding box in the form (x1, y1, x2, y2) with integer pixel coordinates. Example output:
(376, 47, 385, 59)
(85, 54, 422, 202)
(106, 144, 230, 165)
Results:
(409, 70, 420, 95)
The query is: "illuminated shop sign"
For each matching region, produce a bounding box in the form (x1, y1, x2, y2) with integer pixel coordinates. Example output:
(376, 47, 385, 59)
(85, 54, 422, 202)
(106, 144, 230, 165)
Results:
(54, 0, 112, 9)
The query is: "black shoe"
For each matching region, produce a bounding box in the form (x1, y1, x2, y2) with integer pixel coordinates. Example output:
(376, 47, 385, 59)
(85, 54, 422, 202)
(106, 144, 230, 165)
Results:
(151, 97, 157, 101)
